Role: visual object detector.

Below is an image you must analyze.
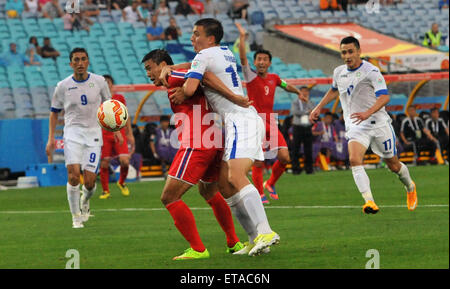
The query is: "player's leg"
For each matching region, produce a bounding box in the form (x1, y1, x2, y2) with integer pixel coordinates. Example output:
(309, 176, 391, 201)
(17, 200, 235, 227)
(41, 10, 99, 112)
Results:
(251, 160, 268, 203)
(80, 146, 101, 222)
(198, 181, 242, 252)
(64, 140, 85, 228)
(348, 139, 378, 214)
(264, 147, 290, 200)
(99, 158, 111, 198)
(116, 155, 130, 196)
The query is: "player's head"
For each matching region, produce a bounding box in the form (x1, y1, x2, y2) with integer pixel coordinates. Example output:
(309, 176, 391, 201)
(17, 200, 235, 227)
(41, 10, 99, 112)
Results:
(103, 74, 114, 92)
(160, 115, 170, 129)
(141, 49, 174, 86)
(340, 36, 361, 70)
(69, 47, 89, 75)
(253, 49, 272, 75)
(191, 18, 223, 52)
(407, 105, 417, 117)
(430, 107, 440, 119)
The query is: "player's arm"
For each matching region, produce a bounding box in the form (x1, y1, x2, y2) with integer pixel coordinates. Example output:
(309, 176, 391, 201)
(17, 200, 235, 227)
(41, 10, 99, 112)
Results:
(125, 117, 135, 155)
(202, 71, 252, 108)
(235, 22, 248, 66)
(309, 88, 339, 123)
(281, 80, 307, 102)
(350, 94, 390, 125)
(46, 111, 59, 162)
(159, 63, 192, 86)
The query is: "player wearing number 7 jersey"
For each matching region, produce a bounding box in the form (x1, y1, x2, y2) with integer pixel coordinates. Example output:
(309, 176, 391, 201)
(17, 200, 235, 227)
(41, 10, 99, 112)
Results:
(46, 47, 121, 228)
(309, 36, 417, 214)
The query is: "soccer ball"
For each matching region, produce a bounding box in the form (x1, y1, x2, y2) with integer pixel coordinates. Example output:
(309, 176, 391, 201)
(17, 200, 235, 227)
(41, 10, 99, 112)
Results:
(97, 99, 128, 132)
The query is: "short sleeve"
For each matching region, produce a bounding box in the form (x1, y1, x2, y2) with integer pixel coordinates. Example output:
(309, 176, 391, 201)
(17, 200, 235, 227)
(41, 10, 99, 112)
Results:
(50, 83, 64, 112)
(368, 69, 388, 97)
(331, 68, 338, 91)
(275, 74, 282, 86)
(185, 52, 209, 81)
(242, 64, 257, 83)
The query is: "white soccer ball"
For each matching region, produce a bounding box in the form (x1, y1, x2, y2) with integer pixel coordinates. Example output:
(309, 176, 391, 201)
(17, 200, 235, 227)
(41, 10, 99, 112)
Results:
(97, 99, 128, 132)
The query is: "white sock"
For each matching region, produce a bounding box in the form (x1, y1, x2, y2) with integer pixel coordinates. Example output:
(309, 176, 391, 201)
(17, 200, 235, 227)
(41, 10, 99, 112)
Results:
(67, 183, 81, 216)
(395, 162, 414, 192)
(226, 192, 258, 243)
(352, 166, 374, 202)
(239, 184, 273, 235)
(81, 183, 96, 206)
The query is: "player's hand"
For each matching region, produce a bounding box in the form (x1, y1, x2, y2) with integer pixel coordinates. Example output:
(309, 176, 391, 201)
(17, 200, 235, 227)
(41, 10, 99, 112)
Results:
(45, 139, 55, 159)
(235, 22, 246, 36)
(350, 111, 371, 125)
(160, 65, 173, 87)
(127, 135, 135, 155)
(168, 87, 186, 105)
(232, 95, 253, 108)
(114, 131, 124, 146)
(309, 107, 321, 123)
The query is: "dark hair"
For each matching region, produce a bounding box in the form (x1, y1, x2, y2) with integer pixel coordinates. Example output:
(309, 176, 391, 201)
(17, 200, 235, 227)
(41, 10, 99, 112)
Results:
(141, 49, 174, 65)
(70, 47, 89, 61)
(160, 115, 170, 122)
(324, 112, 333, 117)
(254, 49, 272, 61)
(194, 18, 223, 44)
(29, 36, 37, 44)
(103, 74, 114, 84)
(340, 36, 360, 50)
(430, 107, 439, 113)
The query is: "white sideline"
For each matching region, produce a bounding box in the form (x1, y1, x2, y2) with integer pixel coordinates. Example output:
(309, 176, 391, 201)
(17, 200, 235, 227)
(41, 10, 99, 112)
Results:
(0, 204, 448, 214)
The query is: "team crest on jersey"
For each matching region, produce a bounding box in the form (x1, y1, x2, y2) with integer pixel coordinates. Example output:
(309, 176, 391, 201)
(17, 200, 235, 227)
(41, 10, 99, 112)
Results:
(356, 72, 361, 78)
(192, 60, 200, 69)
(89, 83, 94, 88)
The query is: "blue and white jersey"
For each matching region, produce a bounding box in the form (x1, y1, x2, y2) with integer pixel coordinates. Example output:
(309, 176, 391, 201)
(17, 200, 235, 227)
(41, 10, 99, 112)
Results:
(186, 46, 250, 117)
(332, 60, 391, 130)
(51, 72, 111, 146)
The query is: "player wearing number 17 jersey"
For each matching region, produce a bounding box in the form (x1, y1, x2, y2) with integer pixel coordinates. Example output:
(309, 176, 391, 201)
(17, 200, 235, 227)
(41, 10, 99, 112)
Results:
(46, 48, 118, 228)
(310, 36, 417, 214)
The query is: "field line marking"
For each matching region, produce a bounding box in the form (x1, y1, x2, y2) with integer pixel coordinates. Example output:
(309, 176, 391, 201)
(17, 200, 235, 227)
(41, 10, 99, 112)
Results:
(0, 204, 448, 214)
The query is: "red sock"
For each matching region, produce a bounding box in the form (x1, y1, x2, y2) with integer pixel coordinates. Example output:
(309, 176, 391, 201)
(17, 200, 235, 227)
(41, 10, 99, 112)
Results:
(166, 200, 205, 252)
(206, 192, 240, 248)
(119, 165, 128, 185)
(100, 167, 109, 192)
(267, 160, 286, 187)
(252, 166, 264, 197)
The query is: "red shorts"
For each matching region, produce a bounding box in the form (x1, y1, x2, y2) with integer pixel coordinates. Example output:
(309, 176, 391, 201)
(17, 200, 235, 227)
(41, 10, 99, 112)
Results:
(101, 136, 129, 159)
(168, 148, 222, 185)
(262, 122, 288, 152)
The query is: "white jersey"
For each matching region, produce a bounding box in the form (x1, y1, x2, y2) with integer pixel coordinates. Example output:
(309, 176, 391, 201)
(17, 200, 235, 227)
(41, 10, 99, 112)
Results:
(51, 72, 111, 146)
(332, 60, 391, 130)
(186, 46, 251, 117)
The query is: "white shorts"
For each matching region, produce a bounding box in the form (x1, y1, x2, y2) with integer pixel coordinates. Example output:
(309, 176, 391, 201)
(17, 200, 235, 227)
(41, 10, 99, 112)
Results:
(222, 109, 265, 162)
(64, 139, 101, 173)
(345, 122, 397, 159)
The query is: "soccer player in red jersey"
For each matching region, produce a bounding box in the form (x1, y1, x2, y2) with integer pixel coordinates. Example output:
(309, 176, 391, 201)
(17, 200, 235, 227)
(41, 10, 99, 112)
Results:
(98, 75, 135, 199)
(141, 49, 243, 260)
(236, 23, 306, 204)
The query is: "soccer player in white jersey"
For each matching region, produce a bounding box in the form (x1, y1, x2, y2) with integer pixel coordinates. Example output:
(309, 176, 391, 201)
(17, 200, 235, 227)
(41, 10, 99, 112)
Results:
(310, 36, 418, 213)
(46, 47, 122, 228)
(167, 18, 279, 256)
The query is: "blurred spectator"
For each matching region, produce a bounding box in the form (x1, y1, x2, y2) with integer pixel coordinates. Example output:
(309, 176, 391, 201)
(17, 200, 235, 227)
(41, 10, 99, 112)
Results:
(423, 23, 442, 49)
(204, 0, 219, 15)
(146, 14, 165, 41)
(155, 0, 170, 16)
(82, 0, 100, 17)
(423, 108, 449, 160)
(312, 112, 338, 165)
(232, 30, 250, 53)
(320, 0, 341, 11)
(290, 86, 315, 174)
(5, 0, 24, 18)
(38, 0, 51, 10)
(164, 17, 182, 40)
(0, 43, 30, 67)
(41, 37, 60, 60)
(400, 105, 436, 161)
(122, 0, 146, 24)
(25, 0, 39, 15)
(150, 115, 178, 174)
(137, 0, 151, 23)
(439, 0, 449, 10)
(26, 36, 42, 66)
(175, 0, 196, 16)
(64, 10, 94, 32)
(42, 0, 64, 19)
(109, 0, 129, 11)
(333, 112, 349, 169)
(229, 0, 248, 19)
(189, 0, 204, 14)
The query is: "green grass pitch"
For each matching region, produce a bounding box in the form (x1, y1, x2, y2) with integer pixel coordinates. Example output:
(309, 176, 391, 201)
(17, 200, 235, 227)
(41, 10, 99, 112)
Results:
(0, 165, 448, 269)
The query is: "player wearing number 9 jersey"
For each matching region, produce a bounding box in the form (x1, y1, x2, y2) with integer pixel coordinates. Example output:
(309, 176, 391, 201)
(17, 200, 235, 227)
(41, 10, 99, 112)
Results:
(46, 47, 117, 229)
(309, 36, 417, 214)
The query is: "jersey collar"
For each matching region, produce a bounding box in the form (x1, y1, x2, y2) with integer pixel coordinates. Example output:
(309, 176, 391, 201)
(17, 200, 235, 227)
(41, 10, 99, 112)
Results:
(72, 73, 90, 83)
(346, 61, 364, 72)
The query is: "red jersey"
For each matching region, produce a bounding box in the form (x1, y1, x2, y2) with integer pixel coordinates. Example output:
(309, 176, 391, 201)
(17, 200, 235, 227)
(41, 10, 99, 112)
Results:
(243, 65, 282, 123)
(167, 70, 217, 150)
(102, 94, 127, 139)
